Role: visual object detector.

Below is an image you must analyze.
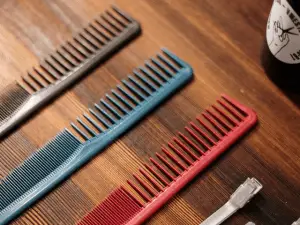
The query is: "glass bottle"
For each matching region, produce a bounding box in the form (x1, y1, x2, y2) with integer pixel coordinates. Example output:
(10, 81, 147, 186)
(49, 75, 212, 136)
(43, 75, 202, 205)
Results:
(261, 0, 300, 91)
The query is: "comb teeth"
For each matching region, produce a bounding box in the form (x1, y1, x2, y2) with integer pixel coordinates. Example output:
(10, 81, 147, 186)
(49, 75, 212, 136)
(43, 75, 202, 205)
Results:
(0, 49, 192, 224)
(78, 95, 257, 225)
(0, 130, 82, 211)
(21, 6, 139, 93)
(78, 187, 143, 225)
(69, 48, 190, 140)
(0, 83, 30, 124)
(0, 5, 140, 138)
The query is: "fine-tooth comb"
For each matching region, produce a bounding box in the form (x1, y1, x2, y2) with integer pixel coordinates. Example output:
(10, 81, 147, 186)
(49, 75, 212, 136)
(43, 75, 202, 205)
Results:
(0, 5, 141, 138)
(0, 49, 193, 225)
(77, 95, 258, 225)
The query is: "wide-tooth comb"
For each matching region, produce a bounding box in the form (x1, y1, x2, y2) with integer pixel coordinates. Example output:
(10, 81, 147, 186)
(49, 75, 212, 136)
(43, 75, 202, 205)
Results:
(0, 5, 141, 138)
(77, 95, 258, 225)
(0, 49, 193, 225)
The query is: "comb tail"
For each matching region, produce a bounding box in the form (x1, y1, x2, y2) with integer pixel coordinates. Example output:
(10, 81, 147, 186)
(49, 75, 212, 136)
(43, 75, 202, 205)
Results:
(0, 6, 140, 138)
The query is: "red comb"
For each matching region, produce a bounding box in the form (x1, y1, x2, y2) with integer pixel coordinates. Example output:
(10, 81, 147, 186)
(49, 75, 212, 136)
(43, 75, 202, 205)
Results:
(78, 94, 257, 225)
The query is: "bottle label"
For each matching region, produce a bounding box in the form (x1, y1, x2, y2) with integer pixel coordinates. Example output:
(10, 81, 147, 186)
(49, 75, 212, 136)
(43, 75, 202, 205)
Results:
(267, 0, 300, 64)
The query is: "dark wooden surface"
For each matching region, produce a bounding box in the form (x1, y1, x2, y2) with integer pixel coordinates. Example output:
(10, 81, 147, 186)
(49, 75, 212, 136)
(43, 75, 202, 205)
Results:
(1, 0, 300, 224)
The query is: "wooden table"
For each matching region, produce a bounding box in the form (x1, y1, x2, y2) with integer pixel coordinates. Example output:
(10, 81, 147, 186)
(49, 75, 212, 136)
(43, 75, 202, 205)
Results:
(1, 0, 300, 224)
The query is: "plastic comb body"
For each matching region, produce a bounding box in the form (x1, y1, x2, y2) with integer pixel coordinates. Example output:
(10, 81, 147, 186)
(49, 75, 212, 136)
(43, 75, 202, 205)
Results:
(0, 49, 193, 225)
(0, 5, 141, 138)
(78, 95, 258, 225)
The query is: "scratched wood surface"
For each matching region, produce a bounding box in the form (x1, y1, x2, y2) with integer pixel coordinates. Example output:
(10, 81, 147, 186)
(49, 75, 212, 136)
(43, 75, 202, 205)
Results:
(0, 0, 300, 224)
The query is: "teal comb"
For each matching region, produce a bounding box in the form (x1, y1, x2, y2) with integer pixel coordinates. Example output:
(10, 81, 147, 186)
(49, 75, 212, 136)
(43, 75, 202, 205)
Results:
(0, 48, 193, 225)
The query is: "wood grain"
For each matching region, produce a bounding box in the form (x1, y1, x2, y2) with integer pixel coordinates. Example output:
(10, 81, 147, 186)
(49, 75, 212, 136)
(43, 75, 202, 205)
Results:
(0, 0, 300, 224)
